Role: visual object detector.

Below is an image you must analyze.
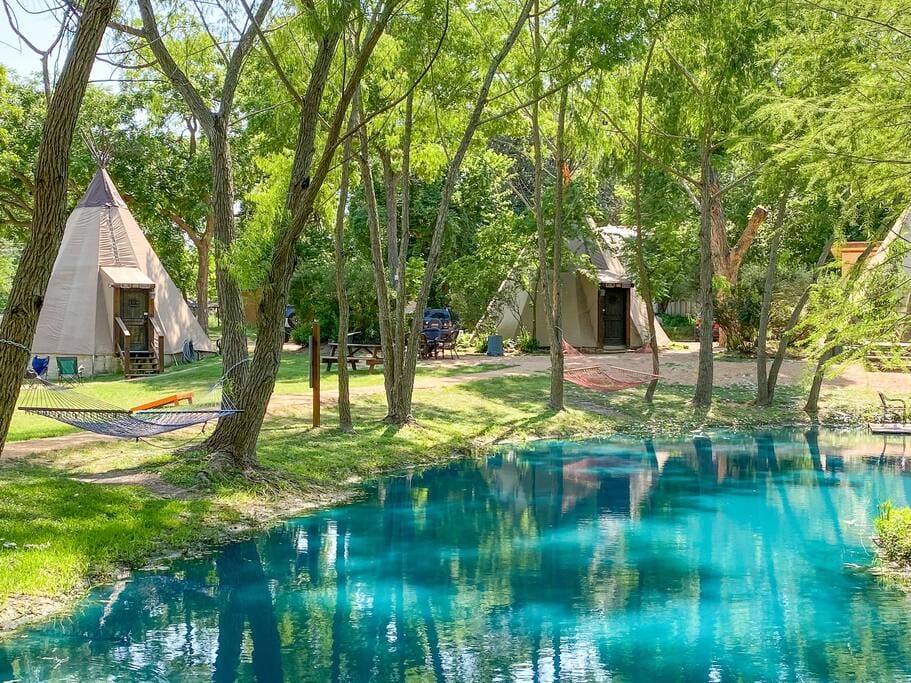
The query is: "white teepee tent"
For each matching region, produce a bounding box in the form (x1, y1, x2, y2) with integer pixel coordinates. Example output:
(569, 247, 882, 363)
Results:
(491, 222, 669, 350)
(32, 166, 213, 376)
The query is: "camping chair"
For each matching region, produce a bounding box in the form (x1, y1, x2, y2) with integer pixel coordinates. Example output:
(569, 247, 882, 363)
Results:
(24, 356, 49, 386)
(31, 356, 49, 379)
(439, 329, 461, 360)
(879, 392, 907, 424)
(56, 356, 84, 384)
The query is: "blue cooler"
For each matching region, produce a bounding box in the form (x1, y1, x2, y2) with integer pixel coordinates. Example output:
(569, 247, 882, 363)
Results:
(486, 334, 504, 356)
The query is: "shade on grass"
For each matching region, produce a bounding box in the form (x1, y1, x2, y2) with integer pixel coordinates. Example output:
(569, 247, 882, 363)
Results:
(8, 353, 508, 442)
(0, 466, 214, 600)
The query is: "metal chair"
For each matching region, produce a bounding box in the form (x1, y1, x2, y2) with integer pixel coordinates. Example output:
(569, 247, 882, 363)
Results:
(879, 392, 907, 424)
(439, 329, 461, 359)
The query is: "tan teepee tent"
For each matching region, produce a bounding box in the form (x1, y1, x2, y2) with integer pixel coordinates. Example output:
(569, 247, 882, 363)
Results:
(32, 166, 213, 377)
(491, 222, 669, 350)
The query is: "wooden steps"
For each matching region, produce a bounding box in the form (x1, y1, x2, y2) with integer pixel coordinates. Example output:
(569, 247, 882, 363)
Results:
(122, 350, 161, 378)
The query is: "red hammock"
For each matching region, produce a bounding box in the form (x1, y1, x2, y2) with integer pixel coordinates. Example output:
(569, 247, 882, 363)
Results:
(561, 340, 659, 392)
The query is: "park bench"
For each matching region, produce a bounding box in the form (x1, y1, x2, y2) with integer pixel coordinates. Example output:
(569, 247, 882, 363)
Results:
(324, 342, 383, 372)
(866, 342, 911, 371)
(322, 356, 360, 372)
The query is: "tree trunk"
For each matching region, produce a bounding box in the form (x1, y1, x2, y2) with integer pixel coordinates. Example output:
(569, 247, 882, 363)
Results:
(202, 7, 397, 466)
(386, 91, 415, 425)
(203, 29, 345, 466)
(0, 0, 117, 455)
(755, 232, 780, 406)
(693, 133, 715, 409)
(135, 0, 276, 443)
(707, 168, 768, 286)
(531, 0, 552, 367)
(194, 231, 211, 332)
(355, 98, 397, 419)
(766, 236, 835, 402)
(209, 123, 248, 379)
(804, 347, 833, 416)
(380, 150, 399, 288)
(634, 36, 660, 403)
(333, 114, 356, 433)
(706, 168, 767, 350)
(548, 88, 568, 412)
(756, 191, 789, 406)
(390, 0, 534, 424)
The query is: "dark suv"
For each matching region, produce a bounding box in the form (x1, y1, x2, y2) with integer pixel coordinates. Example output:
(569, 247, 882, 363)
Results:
(423, 308, 458, 330)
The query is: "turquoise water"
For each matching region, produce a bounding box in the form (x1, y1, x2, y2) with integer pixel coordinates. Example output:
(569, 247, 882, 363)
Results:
(5, 429, 911, 681)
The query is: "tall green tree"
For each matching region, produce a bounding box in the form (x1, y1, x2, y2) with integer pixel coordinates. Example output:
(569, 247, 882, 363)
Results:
(122, 0, 275, 379)
(0, 0, 118, 454)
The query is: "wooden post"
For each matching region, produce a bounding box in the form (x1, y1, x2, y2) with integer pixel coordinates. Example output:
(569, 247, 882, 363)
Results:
(112, 286, 121, 356)
(311, 321, 320, 427)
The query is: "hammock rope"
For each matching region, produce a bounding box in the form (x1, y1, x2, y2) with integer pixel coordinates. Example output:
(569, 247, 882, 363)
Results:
(562, 340, 659, 392)
(18, 365, 243, 438)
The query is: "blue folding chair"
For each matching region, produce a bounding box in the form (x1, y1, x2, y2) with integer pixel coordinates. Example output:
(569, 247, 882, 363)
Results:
(31, 356, 49, 378)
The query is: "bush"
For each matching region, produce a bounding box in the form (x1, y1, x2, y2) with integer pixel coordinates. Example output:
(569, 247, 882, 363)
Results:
(875, 501, 911, 566)
(658, 313, 696, 341)
(290, 326, 310, 346)
(516, 331, 539, 353)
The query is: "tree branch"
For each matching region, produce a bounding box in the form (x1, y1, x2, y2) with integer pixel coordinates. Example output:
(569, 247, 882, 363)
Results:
(136, 0, 215, 133)
(798, 0, 911, 40)
(222, 0, 274, 115)
(592, 100, 700, 186)
(660, 42, 703, 96)
(238, 0, 300, 103)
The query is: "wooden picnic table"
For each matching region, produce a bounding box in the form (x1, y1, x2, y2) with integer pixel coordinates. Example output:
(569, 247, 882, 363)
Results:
(324, 342, 384, 372)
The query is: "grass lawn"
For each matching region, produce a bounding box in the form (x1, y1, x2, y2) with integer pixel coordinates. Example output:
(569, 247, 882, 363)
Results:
(0, 363, 896, 629)
(8, 352, 508, 442)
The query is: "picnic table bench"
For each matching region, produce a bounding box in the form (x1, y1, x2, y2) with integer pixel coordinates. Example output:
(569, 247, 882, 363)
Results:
(866, 342, 911, 371)
(323, 342, 384, 372)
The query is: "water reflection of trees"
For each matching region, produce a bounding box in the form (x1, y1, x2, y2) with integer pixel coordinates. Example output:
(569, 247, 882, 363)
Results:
(7, 431, 911, 680)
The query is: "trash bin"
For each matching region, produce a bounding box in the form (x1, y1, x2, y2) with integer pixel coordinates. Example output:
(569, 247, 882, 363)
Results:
(486, 334, 504, 356)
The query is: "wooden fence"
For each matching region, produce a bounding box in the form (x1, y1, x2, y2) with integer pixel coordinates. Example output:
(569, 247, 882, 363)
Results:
(662, 299, 698, 317)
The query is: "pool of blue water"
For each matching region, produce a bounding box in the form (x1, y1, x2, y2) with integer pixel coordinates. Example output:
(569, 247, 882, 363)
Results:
(5, 429, 911, 681)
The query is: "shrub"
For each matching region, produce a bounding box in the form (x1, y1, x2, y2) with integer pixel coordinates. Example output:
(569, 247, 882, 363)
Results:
(516, 331, 539, 353)
(875, 501, 911, 566)
(658, 313, 696, 341)
(290, 326, 310, 347)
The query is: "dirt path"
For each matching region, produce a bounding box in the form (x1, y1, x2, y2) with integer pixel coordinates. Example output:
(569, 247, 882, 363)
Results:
(2, 359, 531, 461)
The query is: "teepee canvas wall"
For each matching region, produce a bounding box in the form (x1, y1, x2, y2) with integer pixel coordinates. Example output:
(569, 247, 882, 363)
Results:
(492, 223, 669, 350)
(32, 167, 213, 376)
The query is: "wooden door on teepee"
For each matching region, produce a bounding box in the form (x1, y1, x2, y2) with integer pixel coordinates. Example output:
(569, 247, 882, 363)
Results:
(120, 288, 150, 351)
